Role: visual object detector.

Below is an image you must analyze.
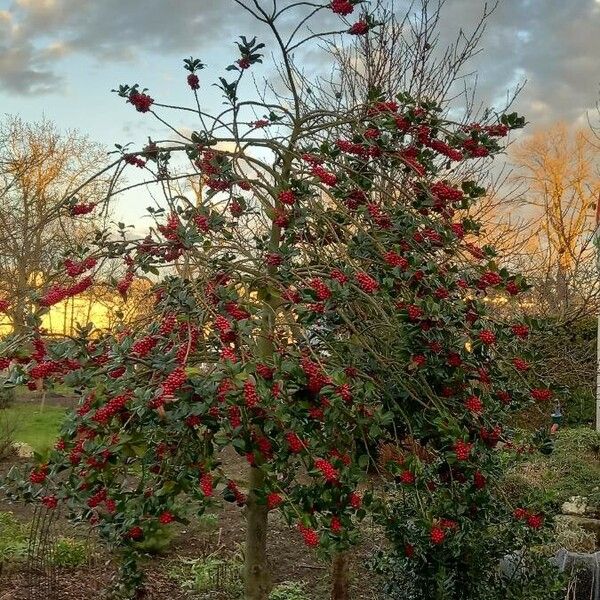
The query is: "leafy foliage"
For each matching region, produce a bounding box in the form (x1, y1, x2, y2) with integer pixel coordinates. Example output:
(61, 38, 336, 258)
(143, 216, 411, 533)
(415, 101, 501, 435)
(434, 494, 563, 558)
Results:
(0, 1, 563, 598)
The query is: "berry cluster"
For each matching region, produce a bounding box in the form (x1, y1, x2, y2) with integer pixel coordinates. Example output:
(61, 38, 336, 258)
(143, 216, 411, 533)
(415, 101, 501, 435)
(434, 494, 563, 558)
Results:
(93, 393, 130, 424)
(297, 523, 320, 547)
(162, 367, 187, 396)
(309, 278, 332, 301)
(330, 0, 354, 16)
(64, 257, 97, 277)
(314, 458, 339, 482)
(454, 440, 472, 461)
(40, 276, 93, 307)
(129, 91, 154, 112)
(355, 272, 379, 293)
(132, 336, 158, 357)
(243, 380, 260, 408)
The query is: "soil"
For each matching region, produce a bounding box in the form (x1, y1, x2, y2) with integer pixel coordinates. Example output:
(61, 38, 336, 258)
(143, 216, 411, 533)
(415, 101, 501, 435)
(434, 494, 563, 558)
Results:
(0, 448, 381, 600)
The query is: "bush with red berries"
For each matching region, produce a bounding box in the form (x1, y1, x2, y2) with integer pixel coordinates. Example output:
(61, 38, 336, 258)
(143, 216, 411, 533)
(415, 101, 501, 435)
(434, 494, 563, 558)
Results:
(0, 2, 562, 599)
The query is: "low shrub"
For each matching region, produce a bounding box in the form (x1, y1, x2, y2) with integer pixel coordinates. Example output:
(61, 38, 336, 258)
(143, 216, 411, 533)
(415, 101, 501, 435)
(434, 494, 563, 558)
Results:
(0, 511, 28, 575)
(0, 409, 16, 460)
(269, 581, 310, 600)
(52, 537, 89, 568)
(167, 554, 243, 599)
(134, 524, 175, 555)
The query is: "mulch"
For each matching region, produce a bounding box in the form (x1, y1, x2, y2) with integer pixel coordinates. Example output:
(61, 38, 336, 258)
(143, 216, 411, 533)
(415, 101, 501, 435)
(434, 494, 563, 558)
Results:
(0, 449, 380, 599)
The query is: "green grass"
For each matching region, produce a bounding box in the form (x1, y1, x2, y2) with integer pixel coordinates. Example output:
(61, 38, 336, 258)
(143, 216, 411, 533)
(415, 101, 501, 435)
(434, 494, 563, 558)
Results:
(506, 426, 600, 507)
(2, 404, 68, 453)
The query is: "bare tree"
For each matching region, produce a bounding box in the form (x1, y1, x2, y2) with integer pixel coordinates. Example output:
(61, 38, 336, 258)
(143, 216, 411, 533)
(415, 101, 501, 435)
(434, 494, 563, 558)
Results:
(510, 122, 600, 321)
(0, 117, 108, 332)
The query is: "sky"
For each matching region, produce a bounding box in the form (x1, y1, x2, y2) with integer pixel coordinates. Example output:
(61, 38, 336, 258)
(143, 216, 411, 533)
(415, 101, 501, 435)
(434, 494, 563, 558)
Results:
(1, 0, 600, 221)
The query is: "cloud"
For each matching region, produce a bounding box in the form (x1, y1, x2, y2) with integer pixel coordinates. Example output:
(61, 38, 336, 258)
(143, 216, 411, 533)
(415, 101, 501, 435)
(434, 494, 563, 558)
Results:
(0, 0, 249, 94)
(429, 0, 600, 125)
(1, 0, 600, 127)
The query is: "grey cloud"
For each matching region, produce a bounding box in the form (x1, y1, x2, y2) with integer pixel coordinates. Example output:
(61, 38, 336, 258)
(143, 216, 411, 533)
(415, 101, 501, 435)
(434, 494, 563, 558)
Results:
(0, 0, 249, 94)
(431, 0, 600, 125)
(1, 0, 600, 127)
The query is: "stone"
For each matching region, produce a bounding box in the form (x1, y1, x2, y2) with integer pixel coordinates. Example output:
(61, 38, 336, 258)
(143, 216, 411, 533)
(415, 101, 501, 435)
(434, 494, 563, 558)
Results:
(562, 496, 600, 519)
(12, 441, 34, 458)
(563, 496, 590, 516)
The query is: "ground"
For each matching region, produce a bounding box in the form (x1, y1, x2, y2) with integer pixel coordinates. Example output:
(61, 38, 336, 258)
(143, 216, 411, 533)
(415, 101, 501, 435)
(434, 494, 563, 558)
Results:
(2, 391, 599, 599)
(0, 392, 380, 600)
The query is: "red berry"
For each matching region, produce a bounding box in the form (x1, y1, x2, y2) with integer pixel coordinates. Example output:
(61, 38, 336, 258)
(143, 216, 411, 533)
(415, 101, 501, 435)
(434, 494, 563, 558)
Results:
(159, 511, 175, 524)
(330, 0, 354, 16)
(279, 189, 296, 205)
(310, 278, 332, 301)
(229, 200, 243, 217)
(330, 516, 343, 533)
(383, 250, 408, 269)
(505, 280, 520, 295)
(407, 304, 422, 321)
(70, 202, 96, 216)
(256, 363, 274, 379)
(355, 272, 379, 293)
(267, 492, 283, 510)
(330, 269, 349, 284)
(473, 471, 486, 489)
(311, 165, 337, 186)
(266, 252, 283, 267)
(162, 367, 186, 395)
(185, 415, 201, 428)
(400, 470, 415, 485)
(349, 492, 362, 509)
(298, 524, 320, 547)
(527, 513, 544, 529)
(430, 526, 445, 545)
(464, 395, 483, 414)
(228, 406, 242, 429)
(41, 495, 58, 509)
(511, 324, 529, 339)
(314, 458, 339, 483)
(129, 91, 154, 113)
(411, 354, 426, 368)
(514, 507, 528, 520)
(200, 473, 214, 497)
(478, 329, 496, 345)
(187, 73, 200, 90)
(29, 467, 48, 484)
(454, 440, 472, 461)
(128, 526, 143, 540)
(243, 380, 260, 408)
(132, 335, 158, 357)
(531, 388, 552, 402)
(447, 352, 462, 367)
(512, 357, 530, 372)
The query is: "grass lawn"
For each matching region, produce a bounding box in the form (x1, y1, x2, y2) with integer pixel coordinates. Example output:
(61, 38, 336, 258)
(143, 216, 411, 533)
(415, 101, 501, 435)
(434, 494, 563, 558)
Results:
(2, 404, 68, 454)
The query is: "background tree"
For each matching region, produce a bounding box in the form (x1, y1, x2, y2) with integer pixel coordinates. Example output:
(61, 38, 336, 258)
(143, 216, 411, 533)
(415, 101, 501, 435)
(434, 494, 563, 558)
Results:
(0, 116, 108, 332)
(510, 122, 600, 321)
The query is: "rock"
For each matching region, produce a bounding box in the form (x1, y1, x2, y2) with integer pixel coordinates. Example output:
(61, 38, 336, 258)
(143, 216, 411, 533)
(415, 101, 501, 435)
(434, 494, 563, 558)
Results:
(12, 441, 34, 458)
(554, 549, 600, 600)
(562, 496, 600, 519)
(563, 496, 590, 516)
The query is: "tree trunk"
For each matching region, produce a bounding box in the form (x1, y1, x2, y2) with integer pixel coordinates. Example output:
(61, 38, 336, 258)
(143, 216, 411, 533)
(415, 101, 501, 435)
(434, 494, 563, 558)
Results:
(244, 466, 271, 600)
(331, 551, 350, 600)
